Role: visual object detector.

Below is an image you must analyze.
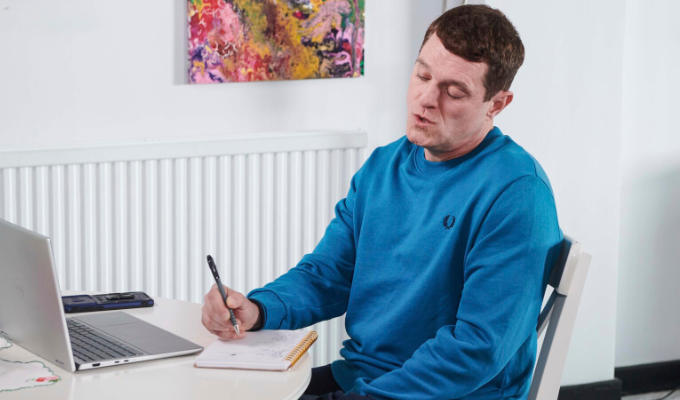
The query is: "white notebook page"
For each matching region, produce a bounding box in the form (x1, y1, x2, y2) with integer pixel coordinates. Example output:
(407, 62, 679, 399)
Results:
(195, 329, 312, 371)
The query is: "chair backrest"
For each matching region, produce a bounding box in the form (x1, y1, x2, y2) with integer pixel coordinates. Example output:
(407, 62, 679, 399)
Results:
(528, 236, 591, 400)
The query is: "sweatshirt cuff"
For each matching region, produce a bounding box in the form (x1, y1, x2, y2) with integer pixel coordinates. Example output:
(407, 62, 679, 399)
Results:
(247, 298, 265, 331)
(246, 289, 288, 330)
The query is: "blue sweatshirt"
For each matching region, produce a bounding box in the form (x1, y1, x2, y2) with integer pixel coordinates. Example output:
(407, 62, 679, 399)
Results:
(248, 127, 562, 399)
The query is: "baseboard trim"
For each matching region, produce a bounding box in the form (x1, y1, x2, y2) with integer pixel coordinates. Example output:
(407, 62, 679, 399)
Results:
(558, 379, 622, 400)
(616, 360, 680, 395)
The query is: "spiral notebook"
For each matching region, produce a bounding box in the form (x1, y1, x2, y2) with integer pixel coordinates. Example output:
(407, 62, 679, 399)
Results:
(194, 329, 318, 371)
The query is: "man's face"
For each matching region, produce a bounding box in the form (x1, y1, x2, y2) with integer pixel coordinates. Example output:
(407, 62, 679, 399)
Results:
(406, 34, 510, 161)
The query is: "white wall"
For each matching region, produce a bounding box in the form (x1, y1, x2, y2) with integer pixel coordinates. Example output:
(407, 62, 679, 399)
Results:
(616, 0, 680, 367)
(487, 0, 624, 385)
(0, 0, 425, 151)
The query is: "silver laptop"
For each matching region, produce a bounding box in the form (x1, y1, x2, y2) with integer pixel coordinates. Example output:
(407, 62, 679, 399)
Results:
(0, 218, 203, 372)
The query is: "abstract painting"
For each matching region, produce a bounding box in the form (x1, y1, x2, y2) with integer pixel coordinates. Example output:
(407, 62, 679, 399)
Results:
(187, 0, 365, 83)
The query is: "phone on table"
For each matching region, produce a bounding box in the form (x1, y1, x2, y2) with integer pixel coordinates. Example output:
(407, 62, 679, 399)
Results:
(62, 291, 154, 313)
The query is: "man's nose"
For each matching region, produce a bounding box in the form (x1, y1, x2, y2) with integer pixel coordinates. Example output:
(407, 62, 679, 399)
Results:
(419, 83, 438, 109)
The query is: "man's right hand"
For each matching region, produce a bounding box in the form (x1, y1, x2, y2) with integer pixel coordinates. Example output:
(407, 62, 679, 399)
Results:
(201, 284, 261, 340)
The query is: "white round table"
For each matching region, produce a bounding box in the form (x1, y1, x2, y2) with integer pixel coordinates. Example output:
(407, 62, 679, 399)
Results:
(0, 297, 311, 400)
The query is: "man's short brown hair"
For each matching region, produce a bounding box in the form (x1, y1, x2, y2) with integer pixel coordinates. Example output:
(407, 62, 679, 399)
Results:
(422, 5, 524, 101)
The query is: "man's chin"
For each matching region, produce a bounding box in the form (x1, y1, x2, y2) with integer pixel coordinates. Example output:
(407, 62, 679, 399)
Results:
(405, 132, 420, 146)
(406, 128, 432, 147)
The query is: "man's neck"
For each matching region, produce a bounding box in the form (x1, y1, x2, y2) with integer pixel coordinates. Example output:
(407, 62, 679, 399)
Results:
(424, 122, 494, 162)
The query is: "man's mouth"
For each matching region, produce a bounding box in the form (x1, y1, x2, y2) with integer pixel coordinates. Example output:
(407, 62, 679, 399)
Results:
(414, 113, 434, 125)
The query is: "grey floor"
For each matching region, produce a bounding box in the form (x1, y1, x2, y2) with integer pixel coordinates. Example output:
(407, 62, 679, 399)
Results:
(623, 390, 680, 400)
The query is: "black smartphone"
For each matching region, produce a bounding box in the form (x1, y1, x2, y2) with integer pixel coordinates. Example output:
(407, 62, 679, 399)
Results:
(62, 292, 154, 313)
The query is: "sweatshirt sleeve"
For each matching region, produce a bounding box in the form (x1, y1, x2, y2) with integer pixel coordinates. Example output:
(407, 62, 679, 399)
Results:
(247, 170, 361, 330)
(351, 176, 562, 399)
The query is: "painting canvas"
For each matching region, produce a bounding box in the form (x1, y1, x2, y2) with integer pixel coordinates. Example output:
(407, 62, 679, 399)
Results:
(187, 0, 365, 83)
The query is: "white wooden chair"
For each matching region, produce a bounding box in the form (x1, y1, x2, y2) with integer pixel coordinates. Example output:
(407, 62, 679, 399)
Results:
(528, 236, 591, 400)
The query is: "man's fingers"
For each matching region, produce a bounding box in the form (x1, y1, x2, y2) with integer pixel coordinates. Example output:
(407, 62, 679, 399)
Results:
(213, 328, 236, 340)
(207, 315, 229, 330)
(225, 287, 247, 309)
(205, 320, 240, 339)
(206, 287, 233, 312)
(202, 304, 231, 330)
(202, 303, 245, 335)
(212, 323, 245, 340)
(207, 284, 244, 310)
(202, 284, 251, 339)
(226, 293, 241, 309)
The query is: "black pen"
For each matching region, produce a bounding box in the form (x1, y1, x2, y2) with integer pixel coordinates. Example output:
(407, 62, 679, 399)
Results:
(206, 255, 240, 336)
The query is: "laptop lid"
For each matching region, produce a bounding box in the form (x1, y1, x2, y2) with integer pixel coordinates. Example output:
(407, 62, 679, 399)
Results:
(0, 218, 203, 372)
(0, 218, 77, 372)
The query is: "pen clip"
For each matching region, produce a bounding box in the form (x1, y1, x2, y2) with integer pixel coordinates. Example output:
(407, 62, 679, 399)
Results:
(206, 255, 220, 279)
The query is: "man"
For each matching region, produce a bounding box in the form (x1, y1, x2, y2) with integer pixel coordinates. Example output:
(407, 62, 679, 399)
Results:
(202, 5, 561, 399)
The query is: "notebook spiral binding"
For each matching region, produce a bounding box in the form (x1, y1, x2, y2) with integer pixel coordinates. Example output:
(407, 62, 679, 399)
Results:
(284, 331, 318, 368)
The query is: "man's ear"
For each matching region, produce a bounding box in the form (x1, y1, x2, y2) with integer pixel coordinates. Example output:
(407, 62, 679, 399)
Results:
(487, 91, 513, 119)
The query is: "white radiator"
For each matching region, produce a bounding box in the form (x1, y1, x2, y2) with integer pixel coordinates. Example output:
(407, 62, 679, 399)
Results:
(0, 131, 367, 367)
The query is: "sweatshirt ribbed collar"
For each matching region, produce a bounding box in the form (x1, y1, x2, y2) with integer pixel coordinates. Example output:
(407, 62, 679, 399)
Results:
(412, 126, 502, 175)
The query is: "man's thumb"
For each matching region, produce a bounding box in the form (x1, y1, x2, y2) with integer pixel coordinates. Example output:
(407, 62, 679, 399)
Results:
(227, 295, 239, 308)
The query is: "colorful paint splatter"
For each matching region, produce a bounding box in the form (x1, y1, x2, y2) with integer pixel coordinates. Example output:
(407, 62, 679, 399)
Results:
(188, 0, 365, 83)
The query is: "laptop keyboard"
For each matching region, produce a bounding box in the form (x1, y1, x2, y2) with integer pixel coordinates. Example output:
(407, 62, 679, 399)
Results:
(67, 319, 143, 363)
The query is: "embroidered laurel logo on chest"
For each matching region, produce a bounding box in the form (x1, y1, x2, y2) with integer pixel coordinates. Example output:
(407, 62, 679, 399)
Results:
(443, 215, 456, 230)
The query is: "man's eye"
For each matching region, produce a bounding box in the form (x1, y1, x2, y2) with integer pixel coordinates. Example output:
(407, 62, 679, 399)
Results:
(417, 74, 429, 81)
(447, 90, 465, 99)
